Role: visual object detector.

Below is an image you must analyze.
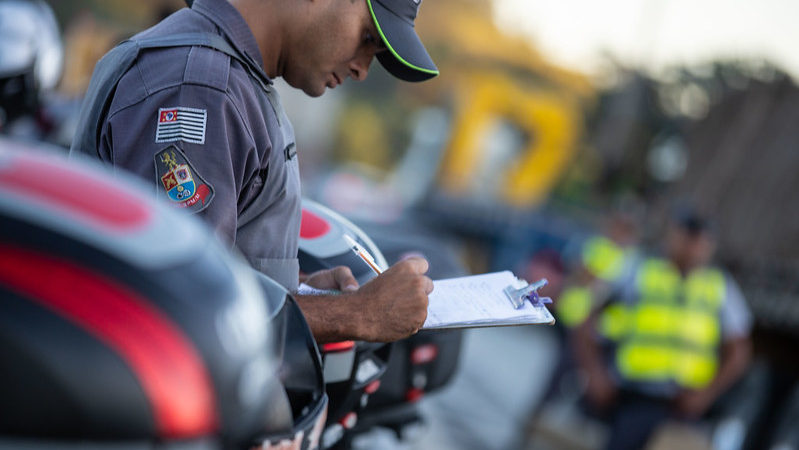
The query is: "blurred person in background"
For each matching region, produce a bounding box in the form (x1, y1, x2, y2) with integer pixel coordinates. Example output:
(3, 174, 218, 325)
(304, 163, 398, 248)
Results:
(523, 197, 643, 446)
(70, 0, 439, 345)
(574, 207, 753, 450)
(556, 195, 644, 329)
(0, 0, 64, 143)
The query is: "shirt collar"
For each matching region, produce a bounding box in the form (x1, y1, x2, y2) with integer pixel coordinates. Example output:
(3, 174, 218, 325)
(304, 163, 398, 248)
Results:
(191, 0, 265, 71)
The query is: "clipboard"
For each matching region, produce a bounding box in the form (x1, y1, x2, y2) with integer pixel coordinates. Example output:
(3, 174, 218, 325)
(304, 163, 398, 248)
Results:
(422, 271, 556, 330)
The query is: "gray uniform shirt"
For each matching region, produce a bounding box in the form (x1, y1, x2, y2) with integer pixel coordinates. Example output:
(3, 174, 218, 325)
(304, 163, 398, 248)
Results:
(86, 0, 301, 289)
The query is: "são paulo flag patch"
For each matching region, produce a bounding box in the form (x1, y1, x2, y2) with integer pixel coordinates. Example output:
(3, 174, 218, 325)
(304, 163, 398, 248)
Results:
(155, 107, 207, 144)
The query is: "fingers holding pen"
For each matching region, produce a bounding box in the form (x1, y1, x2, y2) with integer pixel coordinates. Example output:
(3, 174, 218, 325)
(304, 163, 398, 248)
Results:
(397, 256, 429, 276)
(396, 256, 434, 295)
(349, 256, 432, 342)
(303, 266, 359, 292)
(332, 266, 359, 292)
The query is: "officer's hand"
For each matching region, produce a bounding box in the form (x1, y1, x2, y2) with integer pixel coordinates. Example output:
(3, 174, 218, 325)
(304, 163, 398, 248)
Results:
(349, 257, 433, 342)
(304, 266, 359, 292)
(674, 388, 714, 419)
(585, 367, 617, 410)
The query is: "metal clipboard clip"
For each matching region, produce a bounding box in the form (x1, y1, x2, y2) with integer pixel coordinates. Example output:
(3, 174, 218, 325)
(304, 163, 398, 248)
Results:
(503, 278, 552, 309)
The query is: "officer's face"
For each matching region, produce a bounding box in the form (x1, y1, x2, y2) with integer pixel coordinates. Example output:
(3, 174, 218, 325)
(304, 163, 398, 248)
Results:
(667, 226, 715, 271)
(285, 0, 385, 97)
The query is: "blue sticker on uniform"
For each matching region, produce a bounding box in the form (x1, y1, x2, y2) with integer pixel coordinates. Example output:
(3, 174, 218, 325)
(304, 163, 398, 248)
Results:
(154, 145, 214, 213)
(155, 107, 207, 144)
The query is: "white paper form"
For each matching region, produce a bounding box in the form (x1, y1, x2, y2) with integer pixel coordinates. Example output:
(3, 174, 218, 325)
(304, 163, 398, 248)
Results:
(423, 271, 555, 329)
(296, 283, 338, 296)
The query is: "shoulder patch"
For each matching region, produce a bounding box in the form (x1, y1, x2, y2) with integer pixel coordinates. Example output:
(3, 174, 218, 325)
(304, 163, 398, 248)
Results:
(155, 106, 207, 144)
(154, 145, 214, 213)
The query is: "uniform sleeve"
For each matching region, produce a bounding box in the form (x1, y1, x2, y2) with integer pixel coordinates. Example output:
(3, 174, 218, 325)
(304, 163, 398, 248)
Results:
(100, 55, 267, 248)
(720, 274, 754, 340)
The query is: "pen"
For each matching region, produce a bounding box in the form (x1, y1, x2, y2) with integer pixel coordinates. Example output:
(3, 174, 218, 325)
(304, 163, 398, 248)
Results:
(343, 234, 382, 275)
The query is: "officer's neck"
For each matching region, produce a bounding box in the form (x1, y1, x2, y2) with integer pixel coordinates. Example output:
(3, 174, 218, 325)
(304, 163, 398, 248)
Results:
(674, 259, 705, 276)
(230, 0, 287, 78)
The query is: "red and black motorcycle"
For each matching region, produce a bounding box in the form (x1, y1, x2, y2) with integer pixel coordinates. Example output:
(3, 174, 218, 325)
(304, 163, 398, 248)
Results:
(0, 141, 327, 450)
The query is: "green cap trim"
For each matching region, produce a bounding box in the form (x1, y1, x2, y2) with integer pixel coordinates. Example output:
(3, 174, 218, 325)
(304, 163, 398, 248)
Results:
(366, 0, 439, 76)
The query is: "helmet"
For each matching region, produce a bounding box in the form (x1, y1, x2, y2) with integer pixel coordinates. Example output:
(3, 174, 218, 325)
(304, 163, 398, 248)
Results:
(299, 199, 388, 284)
(0, 0, 63, 123)
(0, 140, 326, 449)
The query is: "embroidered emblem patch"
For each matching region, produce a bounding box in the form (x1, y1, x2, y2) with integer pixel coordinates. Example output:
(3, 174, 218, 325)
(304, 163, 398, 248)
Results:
(155, 107, 207, 144)
(154, 145, 214, 213)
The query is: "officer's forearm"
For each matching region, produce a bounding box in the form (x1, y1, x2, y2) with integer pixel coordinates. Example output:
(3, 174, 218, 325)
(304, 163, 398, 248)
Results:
(295, 258, 432, 344)
(704, 337, 752, 398)
(573, 314, 607, 376)
(294, 293, 364, 344)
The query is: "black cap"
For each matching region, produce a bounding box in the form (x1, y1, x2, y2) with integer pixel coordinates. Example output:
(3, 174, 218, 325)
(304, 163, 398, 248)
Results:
(673, 205, 716, 236)
(367, 0, 439, 82)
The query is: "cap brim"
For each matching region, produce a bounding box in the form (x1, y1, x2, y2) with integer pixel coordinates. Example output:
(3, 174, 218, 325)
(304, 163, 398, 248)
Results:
(367, 0, 439, 82)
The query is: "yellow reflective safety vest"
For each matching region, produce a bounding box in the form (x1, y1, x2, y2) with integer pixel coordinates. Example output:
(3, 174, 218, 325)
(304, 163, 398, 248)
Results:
(614, 259, 726, 389)
(583, 236, 627, 282)
(556, 236, 631, 328)
(558, 285, 593, 327)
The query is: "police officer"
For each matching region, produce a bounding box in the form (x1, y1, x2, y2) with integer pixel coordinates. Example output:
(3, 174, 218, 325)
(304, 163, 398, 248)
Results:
(70, 0, 439, 344)
(573, 208, 752, 450)
(557, 205, 642, 329)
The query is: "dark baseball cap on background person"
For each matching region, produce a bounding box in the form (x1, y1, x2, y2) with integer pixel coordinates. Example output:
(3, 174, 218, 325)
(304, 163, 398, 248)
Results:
(672, 205, 716, 236)
(367, 0, 439, 82)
